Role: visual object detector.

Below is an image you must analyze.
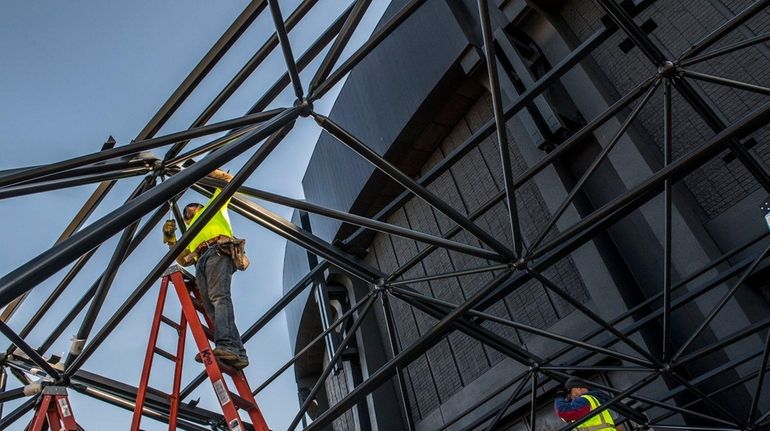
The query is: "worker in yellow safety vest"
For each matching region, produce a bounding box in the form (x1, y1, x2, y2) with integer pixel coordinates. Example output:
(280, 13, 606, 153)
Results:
(553, 377, 616, 431)
(162, 169, 249, 369)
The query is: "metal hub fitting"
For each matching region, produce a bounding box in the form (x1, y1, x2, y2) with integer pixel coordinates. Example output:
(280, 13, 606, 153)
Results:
(295, 98, 314, 117)
(658, 60, 677, 78)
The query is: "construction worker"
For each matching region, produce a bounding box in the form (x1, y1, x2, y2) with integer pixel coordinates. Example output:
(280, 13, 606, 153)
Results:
(554, 377, 616, 431)
(162, 169, 249, 369)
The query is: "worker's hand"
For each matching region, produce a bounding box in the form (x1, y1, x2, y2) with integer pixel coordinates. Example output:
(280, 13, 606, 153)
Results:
(162, 219, 177, 245)
(209, 169, 233, 182)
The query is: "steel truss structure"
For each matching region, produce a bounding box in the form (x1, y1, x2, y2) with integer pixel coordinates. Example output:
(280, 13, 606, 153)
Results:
(0, 0, 769, 430)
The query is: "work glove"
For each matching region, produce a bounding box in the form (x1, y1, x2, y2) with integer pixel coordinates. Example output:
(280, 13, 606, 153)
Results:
(162, 219, 177, 245)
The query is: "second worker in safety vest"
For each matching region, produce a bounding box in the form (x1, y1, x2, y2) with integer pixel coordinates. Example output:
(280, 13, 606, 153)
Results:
(162, 168, 249, 370)
(554, 377, 616, 431)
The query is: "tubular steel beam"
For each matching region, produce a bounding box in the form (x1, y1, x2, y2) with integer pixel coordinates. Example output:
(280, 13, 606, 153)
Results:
(267, 0, 304, 99)
(200, 178, 505, 261)
(163, 0, 318, 161)
(0, 167, 151, 200)
(594, 0, 770, 191)
(677, 0, 770, 61)
(135, 0, 268, 140)
(252, 291, 375, 396)
(478, 0, 525, 257)
(63, 121, 297, 377)
(64, 178, 156, 367)
(485, 371, 532, 431)
(529, 77, 661, 251)
(309, 0, 428, 100)
(0, 107, 300, 308)
(380, 292, 416, 431)
(288, 292, 378, 431)
(308, 0, 372, 94)
(680, 32, 770, 67)
(0, 109, 283, 189)
(662, 76, 673, 363)
(314, 112, 514, 259)
(681, 69, 770, 96)
(0, 320, 60, 380)
(36, 205, 170, 354)
(748, 331, 770, 423)
(245, 3, 353, 117)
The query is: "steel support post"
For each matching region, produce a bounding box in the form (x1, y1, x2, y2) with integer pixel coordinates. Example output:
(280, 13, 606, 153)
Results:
(478, 0, 525, 256)
(200, 178, 504, 261)
(529, 371, 537, 431)
(0, 107, 299, 307)
(288, 292, 378, 431)
(308, 0, 372, 93)
(314, 112, 513, 260)
(309, 0, 428, 100)
(62, 119, 298, 376)
(267, 0, 304, 99)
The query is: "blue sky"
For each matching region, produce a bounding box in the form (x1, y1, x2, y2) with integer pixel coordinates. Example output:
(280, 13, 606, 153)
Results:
(0, 1, 390, 429)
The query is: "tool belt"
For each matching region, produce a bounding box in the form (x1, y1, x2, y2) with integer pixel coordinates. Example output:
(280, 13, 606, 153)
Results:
(195, 235, 250, 271)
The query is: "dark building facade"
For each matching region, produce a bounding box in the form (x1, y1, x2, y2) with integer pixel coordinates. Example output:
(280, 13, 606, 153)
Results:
(283, 0, 770, 429)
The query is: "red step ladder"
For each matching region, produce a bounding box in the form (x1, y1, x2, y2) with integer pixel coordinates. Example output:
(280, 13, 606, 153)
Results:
(28, 386, 78, 431)
(131, 265, 269, 431)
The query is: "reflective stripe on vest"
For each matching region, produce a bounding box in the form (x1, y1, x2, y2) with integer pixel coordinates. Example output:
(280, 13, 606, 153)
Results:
(575, 394, 616, 431)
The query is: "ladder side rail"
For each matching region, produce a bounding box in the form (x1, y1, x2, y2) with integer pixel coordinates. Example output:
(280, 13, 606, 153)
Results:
(169, 271, 248, 430)
(230, 372, 269, 430)
(131, 276, 171, 430)
(169, 312, 188, 430)
(28, 395, 52, 431)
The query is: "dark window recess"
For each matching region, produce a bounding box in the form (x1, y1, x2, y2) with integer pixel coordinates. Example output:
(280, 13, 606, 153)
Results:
(619, 19, 658, 53)
(746, 264, 770, 306)
(497, 26, 584, 152)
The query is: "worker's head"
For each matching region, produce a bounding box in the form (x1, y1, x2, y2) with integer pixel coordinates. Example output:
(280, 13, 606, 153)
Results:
(564, 377, 589, 398)
(183, 203, 204, 225)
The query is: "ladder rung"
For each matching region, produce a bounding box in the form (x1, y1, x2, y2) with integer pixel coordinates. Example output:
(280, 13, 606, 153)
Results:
(153, 347, 177, 362)
(229, 391, 258, 411)
(159, 315, 180, 330)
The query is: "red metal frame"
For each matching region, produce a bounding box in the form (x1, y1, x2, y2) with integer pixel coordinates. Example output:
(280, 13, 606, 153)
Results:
(28, 386, 78, 431)
(131, 266, 269, 431)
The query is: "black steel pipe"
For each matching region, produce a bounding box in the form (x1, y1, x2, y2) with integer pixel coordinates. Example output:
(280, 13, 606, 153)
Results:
(314, 112, 514, 259)
(62, 118, 298, 376)
(0, 107, 300, 308)
(478, 0, 525, 256)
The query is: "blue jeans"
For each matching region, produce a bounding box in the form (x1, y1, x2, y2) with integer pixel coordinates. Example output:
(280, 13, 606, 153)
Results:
(195, 247, 247, 359)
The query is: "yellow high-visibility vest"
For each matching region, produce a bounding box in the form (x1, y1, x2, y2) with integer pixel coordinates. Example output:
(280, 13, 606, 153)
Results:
(185, 189, 234, 253)
(574, 394, 616, 431)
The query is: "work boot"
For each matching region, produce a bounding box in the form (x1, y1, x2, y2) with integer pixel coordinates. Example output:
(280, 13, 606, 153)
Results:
(194, 348, 238, 363)
(227, 356, 249, 370)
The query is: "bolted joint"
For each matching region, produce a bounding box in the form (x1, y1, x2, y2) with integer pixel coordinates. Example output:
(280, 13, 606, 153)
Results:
(373, 278, 387, 291)
(660, 362, 673, 375)
(658, 60, 677, 78)
(294, 98, 314, 117)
